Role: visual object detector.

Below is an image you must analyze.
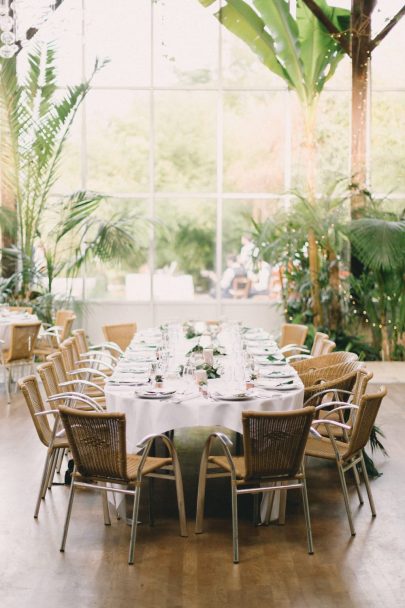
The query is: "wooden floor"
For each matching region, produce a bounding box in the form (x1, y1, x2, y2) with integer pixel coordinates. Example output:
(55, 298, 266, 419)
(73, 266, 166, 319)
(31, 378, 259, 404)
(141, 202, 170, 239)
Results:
(1, 380, 404, 608)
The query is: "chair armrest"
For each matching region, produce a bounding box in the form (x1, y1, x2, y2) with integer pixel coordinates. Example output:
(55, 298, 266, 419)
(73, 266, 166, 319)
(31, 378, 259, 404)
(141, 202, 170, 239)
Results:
(59, 379, 105, 394)
(76, 358, 115, 372)
(312, 419, 351, 430)
(315, 402, 359, 412)
(280, 344, 310, 354)
(47, 392, 104, 411)
(287, 354, 312, 362)
(68, 367, 108, 379)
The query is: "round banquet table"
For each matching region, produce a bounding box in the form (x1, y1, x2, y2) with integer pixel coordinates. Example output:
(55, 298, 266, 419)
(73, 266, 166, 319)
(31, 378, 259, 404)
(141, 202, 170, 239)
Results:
(105, 377, 304, 453)
(0, 312, 39, 350)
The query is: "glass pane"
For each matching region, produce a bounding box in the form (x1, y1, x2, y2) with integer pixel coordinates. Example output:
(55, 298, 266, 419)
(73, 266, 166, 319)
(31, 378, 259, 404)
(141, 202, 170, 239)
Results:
(222, 199, 283, 301)
(291, 92, 350, 192)
(223, 92, 286, 194)
(85, 0, 151, 87)
(371, 92, 405, 193)
(154, 199, 216, 299)
(86, 91, 149, 194)
(373, 16, 405, 89)
(153, 0, 218, 88)
(81, 199, 150, 301)
(155, 92, 216, 192)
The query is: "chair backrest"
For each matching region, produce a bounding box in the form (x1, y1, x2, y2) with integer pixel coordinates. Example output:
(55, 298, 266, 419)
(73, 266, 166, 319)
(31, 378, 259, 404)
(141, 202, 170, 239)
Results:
(58, 405, 129, 482)
(47, 351, 69, 385)
(291, 351, 358, 374)
(343, 386, 387, 460)
(321, 339, 336, 355)
(304, 370, 359, 408)
(60, 315, 76, 342)
(352, 368, 373, 405)
(6, 322, 41, 362)
(102, 323, 137, 351)
(231, 277, 251, 298)
(72, 329, 89, 355)
(37, 361, 65, 406)
(60, 338, 77, 373)
(242, 406, 315, 481)
(8, 306, 33, 314)
(300, 360, 364, 388)
(279, 323, 308, 349)
(55, 309, 75, 327)
(19, 375, 52, 447)
(311, 332, 329, 356)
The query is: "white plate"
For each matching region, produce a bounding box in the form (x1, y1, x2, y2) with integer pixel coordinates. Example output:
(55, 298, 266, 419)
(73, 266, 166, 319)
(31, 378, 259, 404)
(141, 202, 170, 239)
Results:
(271, 384, 300, 391)
(257, 358, 286, 366)
(137, 389, 176, 399)
(213, 392, 255, 401)
(259, 372, 295, 379)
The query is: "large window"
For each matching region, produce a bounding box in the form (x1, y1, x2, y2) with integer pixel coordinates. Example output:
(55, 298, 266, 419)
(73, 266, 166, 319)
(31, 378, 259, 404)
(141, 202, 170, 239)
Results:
(32, 0, 405, 304)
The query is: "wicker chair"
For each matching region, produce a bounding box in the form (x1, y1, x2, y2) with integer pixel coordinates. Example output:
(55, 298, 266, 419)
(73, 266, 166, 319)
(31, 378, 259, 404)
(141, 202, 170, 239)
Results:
(102, 322, 137, 351)
(38, 361, 106, 410)
(19, 375, 70, 518)
(195, 407, 315, 563)
(303, 370, 359, 410)
(34, 313, 76, 358)
(307, 386, 387, 536)
(46, 351, 106, 401)
(8, 305, 33, 314)
(58, 405, 187, 564)
(278, 323, 308, 356)
(1, 322, 41, 402)
(300, 360, 365, 388)
(291, 351, 358, 375)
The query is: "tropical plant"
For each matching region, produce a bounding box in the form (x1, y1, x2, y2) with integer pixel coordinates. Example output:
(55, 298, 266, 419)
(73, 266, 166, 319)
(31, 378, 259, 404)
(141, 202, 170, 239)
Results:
(251, 181, 351, 329)
(0, 44, 145, 309)
(349, 217, 405, 360)
(199, 0, 350, 325)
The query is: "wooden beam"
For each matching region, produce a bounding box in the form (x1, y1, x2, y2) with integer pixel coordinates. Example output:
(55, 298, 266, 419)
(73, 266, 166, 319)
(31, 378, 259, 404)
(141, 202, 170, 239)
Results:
(370, 4, 405, 51)
(301, 0, 351, 56)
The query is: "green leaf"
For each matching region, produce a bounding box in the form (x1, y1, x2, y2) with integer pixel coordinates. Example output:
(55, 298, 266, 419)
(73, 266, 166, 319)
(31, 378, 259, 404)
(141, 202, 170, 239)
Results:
(254, 0, 306, 101)
(350, 218, 405, 272)
(217, 0, 289, 83)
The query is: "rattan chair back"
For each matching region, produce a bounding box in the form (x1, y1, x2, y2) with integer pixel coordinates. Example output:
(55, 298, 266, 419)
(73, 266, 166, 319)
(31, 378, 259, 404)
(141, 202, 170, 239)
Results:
(6, 322, 41, 363)
(8, 306, 33, 314)
(60, 338, 77, 373)
(352, 368, 373, 405)
(279, 323, 308, 349)
(60, 315, 75, 342)
(300, 360, 364, 388)
(102, 323, 137, 351)
(37, 361, 65, 406)
(303, 370, 358, 408)
(321, 339, 336, 355)
(55, 309, 75, 327)
(311, 332, 329, 356)
(343, 387, 387, 461)
(291, 351, 358, 374)
(47, 351, 69, 385)
(19, 375, 52, 446)
(72, 329, 89, 355)
(59, 406, 128, 482)
(241, 407, 315, 481)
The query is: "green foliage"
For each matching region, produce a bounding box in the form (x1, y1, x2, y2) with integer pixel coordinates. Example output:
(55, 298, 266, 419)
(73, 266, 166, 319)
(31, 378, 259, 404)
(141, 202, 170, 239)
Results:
(200, 0, 350, 107)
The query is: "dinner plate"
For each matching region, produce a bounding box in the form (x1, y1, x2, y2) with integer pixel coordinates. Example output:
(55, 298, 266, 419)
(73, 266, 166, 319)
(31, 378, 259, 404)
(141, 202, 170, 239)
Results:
(137, 389, 176, 399)
(270, 384, 300, 391)
(257, 372, 295, 380)
(212, 392, 255, 401)
(257, 358, 286, 366)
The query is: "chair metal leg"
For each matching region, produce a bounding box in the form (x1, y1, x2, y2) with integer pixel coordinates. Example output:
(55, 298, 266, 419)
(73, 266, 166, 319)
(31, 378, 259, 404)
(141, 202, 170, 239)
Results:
(101, 488, 111, 525)
(231, 482, 239, 563)
(47, 449, 59, 490)
(5, 367, 11, 404)
(360, 453, 376, 516)
(60, 481, 76, 552)
(351, 460, 364, 505)
(253, 493, 260, 526)
(195, 446, 210, 534)
(301, 476, 314, 555)
(173, 455, 187, 537)
(278, 485, 287, 525)
(128, 486, 142, 565)
(337, 462, 356, 536)
(148, 477, 155, 527)
(34, 449, 54, 518)
(42, 449, 57, 497)
(56, 448, 65, 475)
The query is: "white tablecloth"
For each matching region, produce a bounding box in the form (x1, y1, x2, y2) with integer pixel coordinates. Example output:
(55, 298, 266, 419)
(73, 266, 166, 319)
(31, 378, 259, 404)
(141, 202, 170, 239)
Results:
(0, 313, 38, 350)
(105, 377, 304, 452)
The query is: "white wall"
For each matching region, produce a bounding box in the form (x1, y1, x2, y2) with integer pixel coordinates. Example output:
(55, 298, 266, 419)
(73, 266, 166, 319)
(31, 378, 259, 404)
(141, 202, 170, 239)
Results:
(77, 299, 284, 343)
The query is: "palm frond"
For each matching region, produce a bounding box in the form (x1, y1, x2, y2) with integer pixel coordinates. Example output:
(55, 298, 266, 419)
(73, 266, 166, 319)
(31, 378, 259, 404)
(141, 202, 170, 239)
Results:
(349, 218, 405, 272)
